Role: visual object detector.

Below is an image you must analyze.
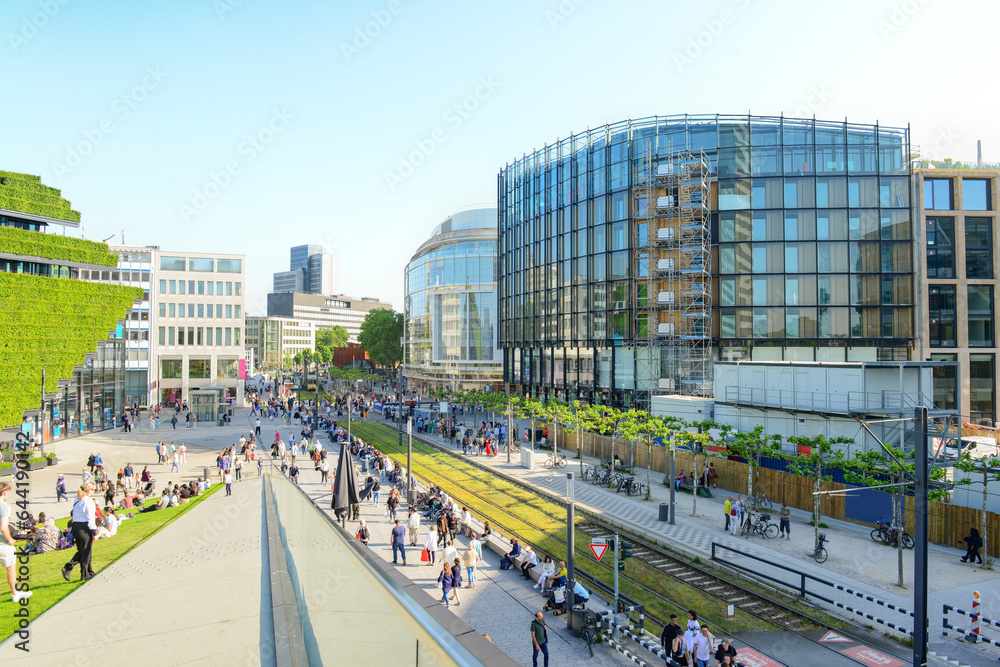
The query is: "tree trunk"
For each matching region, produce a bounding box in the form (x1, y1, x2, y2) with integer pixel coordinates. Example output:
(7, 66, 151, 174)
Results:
(578, 428, 583, 477)
(646, 435, 652, 501)
(984, 466, 990, 570)
(747, 458, 754, 501)
(692, 449, 699, 516)
(813, 463, 821, 550)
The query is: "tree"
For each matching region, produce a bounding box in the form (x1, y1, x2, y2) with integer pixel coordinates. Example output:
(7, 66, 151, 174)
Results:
(540, 398, 574, 459)
(726, 425, 782, 504)
(317, 325, 350, 350)
(357, 309, 404, 376)
(786, 435, 853, 552)
(954, 452, 1000, 571)
(676, 427, 711, 516)
(619, 410, 677, 501)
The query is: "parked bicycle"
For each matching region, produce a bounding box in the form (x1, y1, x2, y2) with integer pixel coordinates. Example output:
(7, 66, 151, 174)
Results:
(581, 610, 598, 657)
(813, 533, 829, 563)
(744, 512, 779, 539)
(870, 519, 914, 549)
(504, 441, 521, 455)
(748, 491, 772, 511)
(619, 477, 647, 497)
(541, 452, 568, 469)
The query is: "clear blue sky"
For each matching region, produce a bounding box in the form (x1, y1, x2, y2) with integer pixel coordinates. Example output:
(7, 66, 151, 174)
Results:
(1, 0, 994, 311)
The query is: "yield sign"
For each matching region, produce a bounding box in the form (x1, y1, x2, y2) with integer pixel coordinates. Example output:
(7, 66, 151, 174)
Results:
(819, 630, 852, 643)
(590, 543, 608, 561)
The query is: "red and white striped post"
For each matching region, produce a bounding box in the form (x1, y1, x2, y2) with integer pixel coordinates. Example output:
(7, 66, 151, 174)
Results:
(971, 591, 983, 641)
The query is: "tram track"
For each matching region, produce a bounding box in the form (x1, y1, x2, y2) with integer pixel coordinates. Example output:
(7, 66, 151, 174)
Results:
(341, 417, 906, 666)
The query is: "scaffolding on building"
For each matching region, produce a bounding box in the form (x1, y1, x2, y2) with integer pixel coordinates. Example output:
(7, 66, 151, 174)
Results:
(630, 142, 713, 408)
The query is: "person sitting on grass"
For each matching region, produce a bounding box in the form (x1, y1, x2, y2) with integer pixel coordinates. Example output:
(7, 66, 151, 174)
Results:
(30, 515, 60, 554)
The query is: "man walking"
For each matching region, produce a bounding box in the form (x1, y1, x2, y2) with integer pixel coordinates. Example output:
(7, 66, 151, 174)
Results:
(406, 508, 420, 546)
(724, 496, 733, 533)
(660, 614, 681, 657)
(171, 414, 177, 430)
(255, 417, 261, 437)
(1, 482, 33, 603)
(530, 611, 549, 667)
(390, 519, 407, 565)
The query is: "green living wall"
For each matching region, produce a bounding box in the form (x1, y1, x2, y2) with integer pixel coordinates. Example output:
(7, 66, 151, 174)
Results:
(0, 273, 142, 428)
(0, 226, 119, 267)
(0, 170, 81, 223)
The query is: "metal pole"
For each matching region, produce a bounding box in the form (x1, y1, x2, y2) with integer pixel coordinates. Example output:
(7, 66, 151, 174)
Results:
(407, 416, 414, 506)
(914, 406, 929, 667)
(39, 368, 45, 457)
(566, 472, 575, 632)
(669, 432, 676, 524)
(506, 401, 512, 464)
(613, 532, 620, 642)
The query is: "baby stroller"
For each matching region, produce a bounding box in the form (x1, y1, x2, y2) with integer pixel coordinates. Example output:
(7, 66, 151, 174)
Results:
(142, 478, 156, 496)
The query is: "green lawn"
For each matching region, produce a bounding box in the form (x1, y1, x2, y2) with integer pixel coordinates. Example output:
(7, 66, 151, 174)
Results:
(0, 484, 222, 642)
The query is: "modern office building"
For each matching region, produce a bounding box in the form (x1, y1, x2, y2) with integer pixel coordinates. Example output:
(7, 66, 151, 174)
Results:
(266, 291, 393, 342)
(0, 170, 139, 440)
(245, 315, 317, 371)
(272, 244, 340, 295)
(402, 206, 503, 392)
(79, 244, 156, 407)
(498, 114, 913, 408)
(152, 250, 247, 415)
(915, 167, 1000, 426)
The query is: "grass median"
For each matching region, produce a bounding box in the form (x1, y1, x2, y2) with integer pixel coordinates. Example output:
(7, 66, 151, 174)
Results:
(0, 483, 222, 643)
(346, 419, 788, 635)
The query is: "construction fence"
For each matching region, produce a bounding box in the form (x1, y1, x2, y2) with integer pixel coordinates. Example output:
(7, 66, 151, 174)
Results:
(555, 428, 1000, 556)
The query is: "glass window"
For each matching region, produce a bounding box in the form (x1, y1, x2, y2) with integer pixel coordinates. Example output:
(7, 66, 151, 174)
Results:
(158, 303, 166, 317)
(968, 285, 994, 347)
(188, 281, 195, 294)
(928, 285, 956, 347)
(197, 281, 205, 295)
(610, 251, 628, 279)
(225, 328, 232, 346)
(186, 304, 193, 317)
(217, 258, 242, 273)
(926, 217, 954, 278)
(816, 177, 847, 208)
(158, 327, 165, 345)
(168, 327, 175, 345)
(784, 178, 815, 208)
(235, 282, 242, 296)
(168, 303, 176, 317)
(963, 179, 990, 210)
(216, 327, 223, 345)
(197, 304, 204, 318)
(226, 304, 233, 319)
(848, 177, 878, 207)
(924, 178, 953, 210)
(206, 328, 213, 345)
(966, 217, 993, 279)
(161, 358, 182, 378)
(159, 256, 186, 271)
(189, 257, 214, 272)
(931, 354, 958, 412)
(158, 279, 166, 294)
(226, 282, 233, 296)
(189, 359, 210, 379)
(751, 179, 782, 209)
(720, 179, 751, 209)
(610, 222, 627, 250)
(169, 280, 176, 294)
(207, 281, 214, 296)
(206, 304, 213, 318)
(970, 354, 996, 425)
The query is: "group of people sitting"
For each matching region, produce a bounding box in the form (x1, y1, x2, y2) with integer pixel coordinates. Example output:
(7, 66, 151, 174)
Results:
(501, 539, 589, 615)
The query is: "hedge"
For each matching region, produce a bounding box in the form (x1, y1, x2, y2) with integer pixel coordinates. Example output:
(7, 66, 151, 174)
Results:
(0, 273, 142, 428)
(0, 226, 119, 267)
(0, 171, 80, 223)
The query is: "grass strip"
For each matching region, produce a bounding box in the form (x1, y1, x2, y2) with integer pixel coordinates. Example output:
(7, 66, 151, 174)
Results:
(0, 484, 223, 642)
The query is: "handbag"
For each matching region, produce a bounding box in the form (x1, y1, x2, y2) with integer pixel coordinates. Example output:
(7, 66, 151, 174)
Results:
(420, 548, 430, 563)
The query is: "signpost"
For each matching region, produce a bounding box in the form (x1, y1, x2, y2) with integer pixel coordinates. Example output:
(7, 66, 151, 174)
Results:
(590, 538, 607, 561)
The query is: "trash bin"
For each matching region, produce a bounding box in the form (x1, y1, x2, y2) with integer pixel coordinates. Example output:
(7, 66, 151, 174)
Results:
(204, 467, 211, 480)
(659, 503, 670, 521)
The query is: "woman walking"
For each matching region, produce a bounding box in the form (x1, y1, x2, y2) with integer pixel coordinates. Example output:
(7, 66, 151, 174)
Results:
(449, 558, 462, 605)
(437, 561, 453, 607)
(425, 526, 438, 565)
(462, 543, 478, 588)
(61, 483, 97, 582)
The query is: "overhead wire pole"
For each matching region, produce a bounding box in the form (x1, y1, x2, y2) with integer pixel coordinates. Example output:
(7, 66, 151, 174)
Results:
(914, 406, 929, 667)
(566, 472, 576, 633)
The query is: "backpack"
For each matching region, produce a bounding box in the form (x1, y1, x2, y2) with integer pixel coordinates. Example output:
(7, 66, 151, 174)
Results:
(499, 556, 513, 570)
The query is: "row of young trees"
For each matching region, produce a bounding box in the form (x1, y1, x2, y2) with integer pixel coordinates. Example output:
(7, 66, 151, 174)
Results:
(425, 388, 964, 586)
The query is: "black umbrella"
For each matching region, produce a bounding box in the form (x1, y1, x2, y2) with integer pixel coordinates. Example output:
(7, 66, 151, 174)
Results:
(331, 443, 359, 523)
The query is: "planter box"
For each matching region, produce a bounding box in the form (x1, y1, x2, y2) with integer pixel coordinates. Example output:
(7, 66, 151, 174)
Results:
(0, 467, 12, 477)
(46, 458, 58, 466)
(28, 461, 47, 471)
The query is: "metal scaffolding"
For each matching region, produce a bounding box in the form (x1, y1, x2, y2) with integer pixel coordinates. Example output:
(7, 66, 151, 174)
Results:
(631, 142, 713, 407)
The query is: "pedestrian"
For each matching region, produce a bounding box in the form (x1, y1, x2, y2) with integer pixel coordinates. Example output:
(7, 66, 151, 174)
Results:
(691, 625, 714, 667)
(235, 457, 243, 482)
(56, 475, 68, 502)
(171, 415, 177, 430)
(424, 525, 438, 564)
(462, 542, 478, 588)
(961, 528, 984, 564)
(723, 496, 732, 533)
(224, 471, 233, 496)
(683, 610, 700, 654)
(61, 482, 98, 582)
(520, 546, 538, 580)
(707, 461, 717, 488)
(449, 558, 462, 605)
(0, 482, 33, 603)
(257, 458, 263, 476)
(437, 560, 453, 607)
(390, 519, 407, 565)
(387, 487, 400, 521)
(170, 451, 179, 473)
(356, 519, 370, 546)
(715, 638, 738, 663)
(660, 613, 682, 656)
(406, 508, 420, 546)
(179, 443, 186, 464)
(730, 497, 743, 536)
(778, 503, 791, 540)
(530, 611, 549, 667)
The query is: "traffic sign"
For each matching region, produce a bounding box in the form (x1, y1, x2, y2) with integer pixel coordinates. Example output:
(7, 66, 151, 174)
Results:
(839, 646, 905, 667)
(590, 542, 608, 560)
(819, 630, 852, 643)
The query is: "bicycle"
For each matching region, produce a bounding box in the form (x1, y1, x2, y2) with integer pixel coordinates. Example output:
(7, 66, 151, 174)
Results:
(542, 453, 567, 469)
(621, 477, 647, 496)
(581, 610, 598, 657)
(813, 533, 829, 563)
(748, 491, 772, 511)
(504, 441, 521, 455)
(870, 519, 914, 550)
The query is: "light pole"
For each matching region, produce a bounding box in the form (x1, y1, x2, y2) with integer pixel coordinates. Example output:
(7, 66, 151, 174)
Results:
(506, 400, 512, 464)
(566, 472, 576, 633)
(668, 431, 676, 524)
(914, 407, 929, 666)
(407, 415, 414, 506)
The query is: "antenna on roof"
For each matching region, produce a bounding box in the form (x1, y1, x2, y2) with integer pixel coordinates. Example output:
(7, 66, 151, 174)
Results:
(121, 228, 125, 245)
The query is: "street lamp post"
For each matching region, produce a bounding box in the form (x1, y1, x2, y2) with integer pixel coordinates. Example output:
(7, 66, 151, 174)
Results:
(668, 431, 676, 524)
(407, 415, 414, 506)
(566, 472, 576, 633)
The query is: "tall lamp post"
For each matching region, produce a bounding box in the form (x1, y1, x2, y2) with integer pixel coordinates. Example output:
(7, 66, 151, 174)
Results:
(406, 415, 414, 506)
(566, 471, 576, 632)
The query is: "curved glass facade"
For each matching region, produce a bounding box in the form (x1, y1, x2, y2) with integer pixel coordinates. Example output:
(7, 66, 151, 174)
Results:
(498, 114, 913, 407)
(403, 207, 502, 391)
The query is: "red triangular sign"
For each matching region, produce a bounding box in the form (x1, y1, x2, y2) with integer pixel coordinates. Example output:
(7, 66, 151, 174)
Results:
(590, 544, 608, 561)
(819, 631, 852, 643)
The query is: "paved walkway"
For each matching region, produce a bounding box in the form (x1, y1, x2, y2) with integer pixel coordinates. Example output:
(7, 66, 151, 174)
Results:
(381, 422, 1000, 667)
(0, 476, 269, 665)
(290, 454, 633, 667)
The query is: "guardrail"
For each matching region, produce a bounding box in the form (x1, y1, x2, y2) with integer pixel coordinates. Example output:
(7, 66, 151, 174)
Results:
(597, 612, 749, 667)
(711, 542, 914, 634)
(943, 603, 1000, 648)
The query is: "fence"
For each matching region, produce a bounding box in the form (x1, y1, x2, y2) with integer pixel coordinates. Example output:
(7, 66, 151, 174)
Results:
(558, 427, 1000, 555)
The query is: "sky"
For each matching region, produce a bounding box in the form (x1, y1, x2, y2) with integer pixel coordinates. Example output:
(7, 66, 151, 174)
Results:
(1, 0, 996, 314)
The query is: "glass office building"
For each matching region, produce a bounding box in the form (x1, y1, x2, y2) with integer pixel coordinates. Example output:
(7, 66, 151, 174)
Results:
(403, 206, 502, 393)
(498, 114, 913, 407)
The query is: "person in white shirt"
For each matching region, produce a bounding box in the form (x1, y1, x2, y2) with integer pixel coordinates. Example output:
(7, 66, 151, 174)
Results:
(534, 555, 556, 590)
(406, 508, 421, 546)
(0, 482, 32, 602)
(442, 540, 459, 566)
(690, 625, 714, 666)
(61, 482, 98, 582)
(459, 507, 473, 538)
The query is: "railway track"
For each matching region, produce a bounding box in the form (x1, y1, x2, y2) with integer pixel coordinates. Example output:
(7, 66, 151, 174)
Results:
(341, 418, 906, 666)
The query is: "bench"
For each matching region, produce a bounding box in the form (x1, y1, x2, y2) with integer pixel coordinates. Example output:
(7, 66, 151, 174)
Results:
(677, 482, 713, 498)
